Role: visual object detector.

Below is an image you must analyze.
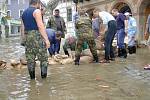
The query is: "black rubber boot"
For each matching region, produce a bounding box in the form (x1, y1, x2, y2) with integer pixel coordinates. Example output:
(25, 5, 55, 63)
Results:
(27, 62, 35, 79)
(93, 55, 99, 63)
(41, 73, 47, 79)
(29, 71, 35, 79)
(74, 56, 80, 65)
(128, 46, 133, 54)
(132, 46, 136, 54)
(118, 48, 123, 57)
(41, 66, 47, 79)
(122, 49, 127, 58)
(64, 50, 70, 56)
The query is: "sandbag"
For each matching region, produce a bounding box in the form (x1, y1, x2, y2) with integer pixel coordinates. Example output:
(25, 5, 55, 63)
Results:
(20, 58, 27, 65)
(60, 58, 74, 65)
(95, 36, 105, 50)
(10, 59, 20, 68)
(0, 60, 7, 70)
(80, 56, 93, 64)
(81, 49, 93, 57)
(48, 58, 59, 65)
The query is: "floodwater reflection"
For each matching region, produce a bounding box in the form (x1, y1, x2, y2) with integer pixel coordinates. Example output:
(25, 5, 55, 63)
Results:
(0, 37, 150, 100)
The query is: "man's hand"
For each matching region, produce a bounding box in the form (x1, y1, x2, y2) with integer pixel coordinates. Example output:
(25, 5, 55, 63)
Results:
(144, 32, 149, 40)
(144, 32, 148, 36)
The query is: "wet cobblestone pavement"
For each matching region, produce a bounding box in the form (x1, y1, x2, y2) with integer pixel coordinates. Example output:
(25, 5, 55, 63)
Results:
(0, 37, 150, 100)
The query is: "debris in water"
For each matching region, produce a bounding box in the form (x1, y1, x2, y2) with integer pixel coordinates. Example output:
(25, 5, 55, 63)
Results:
(144, 64, 150, 70)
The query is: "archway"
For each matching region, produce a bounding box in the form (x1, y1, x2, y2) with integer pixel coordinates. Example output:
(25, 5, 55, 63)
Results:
(139, 0, 150, 39)
(86, 8, 95, 19)
(112, 2, 132, 14)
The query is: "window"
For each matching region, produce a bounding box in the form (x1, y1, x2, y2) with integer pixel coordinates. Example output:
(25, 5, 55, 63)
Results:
(7, 10, 11, 17)
(22, 0, 25, 4)
(18, 0, 20, 5)
(6, 0, 11, 5)
(62, 0, 66, 2)
(19, 10, 24, 18)
(62, 0, 71, 2)
(18, 0, 24, 4)
(67, 8, 72, 21)
(18, 26, 21, 33)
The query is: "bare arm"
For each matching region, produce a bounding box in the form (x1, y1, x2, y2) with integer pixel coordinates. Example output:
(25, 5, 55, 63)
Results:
(20, 20, 26, 46)
(145, 15, 150, 34)
(33, 9, 50, 48)
(124, 20, 128, 35)
(99, 24, 107, 34)
(145, 23, 149, 34)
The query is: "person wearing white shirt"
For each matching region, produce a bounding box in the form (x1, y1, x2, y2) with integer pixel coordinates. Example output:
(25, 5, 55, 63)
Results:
(93, 8, 117, 63)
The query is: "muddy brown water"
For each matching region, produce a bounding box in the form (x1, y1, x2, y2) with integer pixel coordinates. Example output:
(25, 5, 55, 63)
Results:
(0, 37, 150, 100)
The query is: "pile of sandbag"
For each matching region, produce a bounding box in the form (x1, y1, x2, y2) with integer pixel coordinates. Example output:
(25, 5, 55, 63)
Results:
(48, 52, 97, 65)
(95, 36, 105, 50)
(0, 60, 7, 70)
(0, 57, 28, 70)
(48, 54, 74, 65)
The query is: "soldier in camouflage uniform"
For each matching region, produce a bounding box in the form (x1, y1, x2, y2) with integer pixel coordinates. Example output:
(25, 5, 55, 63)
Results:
(22, 0, 50, 79)
(75, 8, 99, 65)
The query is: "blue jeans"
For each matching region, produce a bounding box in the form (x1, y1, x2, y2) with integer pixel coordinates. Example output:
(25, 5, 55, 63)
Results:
(48, 40, 60, 56)
(117, 29, 125, 49)
(104, 20, 117, 60)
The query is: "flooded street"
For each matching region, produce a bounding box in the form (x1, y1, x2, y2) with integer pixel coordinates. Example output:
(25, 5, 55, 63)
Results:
(0, 37, 150, 100)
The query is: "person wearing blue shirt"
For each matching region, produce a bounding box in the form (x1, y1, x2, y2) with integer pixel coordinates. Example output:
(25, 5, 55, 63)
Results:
(92, 17, 101, 39)
(46, 29, 62, 56)
(112, 9, 128, 58)
(124, 12, 137, 54)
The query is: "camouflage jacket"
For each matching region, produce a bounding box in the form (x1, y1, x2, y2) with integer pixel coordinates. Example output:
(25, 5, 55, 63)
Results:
(46, 15, 66, 38)
(75, 15, 93, 38)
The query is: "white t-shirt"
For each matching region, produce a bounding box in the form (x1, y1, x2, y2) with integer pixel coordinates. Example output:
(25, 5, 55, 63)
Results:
(99, 11, 115, 25)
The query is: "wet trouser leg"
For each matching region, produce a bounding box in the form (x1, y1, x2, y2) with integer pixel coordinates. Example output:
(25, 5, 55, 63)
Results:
(117, 29, 127, 58)
(25, 32, 37, 79)
(63, 43, 70, 56)
(40, 61, 48, 78)
(38, 43, 48, 79)
(117, 29, 126, 49)
(128, 34, 136, 54)
(105, 20, 117, 60)
(86, 37, 99, 62)
(25, 31, 48, 79)
(75, 38, 84, 65)
(48, 44, 55, 56)
(27, 59, 36, 79)
(56, 39, 61, 54)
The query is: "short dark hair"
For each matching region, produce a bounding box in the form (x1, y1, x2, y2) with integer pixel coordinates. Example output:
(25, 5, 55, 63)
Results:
(112, 9, 118, 12)
(55, 9, 60, 12)
(56, 31, 62, 37)
(30, 0, 40, 5)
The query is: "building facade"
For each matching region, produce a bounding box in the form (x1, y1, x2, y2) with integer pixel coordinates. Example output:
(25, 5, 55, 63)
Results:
(53, 0, 77, 37)
(0, 0, 7, 38)
(79, 0, 150, 41)
(6, 0, 29, 37)
(56, 0, 150, 41)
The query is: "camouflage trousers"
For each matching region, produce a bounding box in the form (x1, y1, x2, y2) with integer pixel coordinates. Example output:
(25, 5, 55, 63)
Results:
(25, 30, 48, 75)
(75, 36, 97, 57)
